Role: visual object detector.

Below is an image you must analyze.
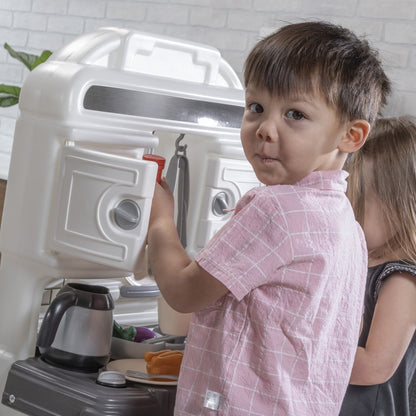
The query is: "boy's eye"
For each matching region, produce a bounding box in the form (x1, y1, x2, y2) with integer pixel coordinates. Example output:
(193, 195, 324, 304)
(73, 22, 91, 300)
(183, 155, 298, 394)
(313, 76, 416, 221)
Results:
(248, 103, 264, 113)
(286, 109, 305, 120)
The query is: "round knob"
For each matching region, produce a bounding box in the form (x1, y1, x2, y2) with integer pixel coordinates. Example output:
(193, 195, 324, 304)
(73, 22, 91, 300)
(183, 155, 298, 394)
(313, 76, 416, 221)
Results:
(113, 199, 141, 230)
(212, 192, 229, 216)
(96, 371, 127, 388)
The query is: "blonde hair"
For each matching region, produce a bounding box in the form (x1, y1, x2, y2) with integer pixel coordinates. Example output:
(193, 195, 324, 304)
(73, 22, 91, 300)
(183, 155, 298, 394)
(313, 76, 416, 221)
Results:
(346, 116, 416, 262)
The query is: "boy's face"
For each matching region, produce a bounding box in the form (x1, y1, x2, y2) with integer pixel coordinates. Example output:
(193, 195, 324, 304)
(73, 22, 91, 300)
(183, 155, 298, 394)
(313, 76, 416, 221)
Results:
(241, 86, 350, 185)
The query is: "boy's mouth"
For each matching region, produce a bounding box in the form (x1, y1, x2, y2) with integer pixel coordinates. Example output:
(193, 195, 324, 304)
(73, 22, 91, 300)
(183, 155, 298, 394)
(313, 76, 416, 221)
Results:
(258, 154, 279, 163)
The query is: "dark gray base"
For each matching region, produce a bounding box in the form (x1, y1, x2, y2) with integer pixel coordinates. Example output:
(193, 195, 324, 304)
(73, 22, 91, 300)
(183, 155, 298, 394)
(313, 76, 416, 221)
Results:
(2, 357, 176, 415)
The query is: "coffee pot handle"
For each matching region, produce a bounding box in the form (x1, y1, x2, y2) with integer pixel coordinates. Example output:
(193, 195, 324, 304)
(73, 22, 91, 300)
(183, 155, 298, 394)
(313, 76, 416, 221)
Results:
(37, 291, 77, 348)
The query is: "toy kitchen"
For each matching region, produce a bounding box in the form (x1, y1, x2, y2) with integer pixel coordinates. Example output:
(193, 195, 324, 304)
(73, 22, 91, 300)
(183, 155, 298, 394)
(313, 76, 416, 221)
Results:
(0, 27, 260, 415)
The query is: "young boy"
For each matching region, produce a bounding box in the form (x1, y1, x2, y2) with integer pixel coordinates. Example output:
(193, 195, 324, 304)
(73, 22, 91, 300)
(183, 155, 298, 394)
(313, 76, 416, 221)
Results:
(147, 21, 391, 415)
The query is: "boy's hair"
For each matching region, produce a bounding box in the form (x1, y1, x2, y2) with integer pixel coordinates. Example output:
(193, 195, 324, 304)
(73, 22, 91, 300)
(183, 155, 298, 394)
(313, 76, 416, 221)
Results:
(243, 21, 391, 125)
(346, 116, 416, 262)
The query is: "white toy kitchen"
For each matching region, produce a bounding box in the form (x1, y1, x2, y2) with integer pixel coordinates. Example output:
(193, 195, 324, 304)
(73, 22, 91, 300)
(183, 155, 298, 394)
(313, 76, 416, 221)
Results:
(0, 27, 260, 415)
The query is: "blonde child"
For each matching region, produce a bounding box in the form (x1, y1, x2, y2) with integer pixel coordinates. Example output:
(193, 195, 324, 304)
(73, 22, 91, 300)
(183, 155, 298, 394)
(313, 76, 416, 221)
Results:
(340, 116, 416, 416)
(148, 21, 391, 415)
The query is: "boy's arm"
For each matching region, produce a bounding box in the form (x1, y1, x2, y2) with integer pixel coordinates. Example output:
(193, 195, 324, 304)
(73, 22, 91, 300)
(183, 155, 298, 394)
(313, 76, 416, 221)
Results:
(147, 179, 229, 314)
(349, 272, 416, 385)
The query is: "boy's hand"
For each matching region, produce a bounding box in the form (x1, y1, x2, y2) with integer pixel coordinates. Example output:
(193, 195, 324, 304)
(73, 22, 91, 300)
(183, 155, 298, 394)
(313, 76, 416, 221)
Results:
(149, 178, 174, 228)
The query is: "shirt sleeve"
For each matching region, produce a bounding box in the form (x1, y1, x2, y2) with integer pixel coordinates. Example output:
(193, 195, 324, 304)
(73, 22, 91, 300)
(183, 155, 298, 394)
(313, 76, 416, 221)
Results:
(373, 262, 416, 301)
(195, 189, 294, 301)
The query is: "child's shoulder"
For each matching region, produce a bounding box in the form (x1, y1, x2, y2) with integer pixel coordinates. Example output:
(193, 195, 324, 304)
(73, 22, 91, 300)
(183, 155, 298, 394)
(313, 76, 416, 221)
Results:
(236, 171, 348, 215)
(371, 261, 416, 300)
(372, 261, 416, 278)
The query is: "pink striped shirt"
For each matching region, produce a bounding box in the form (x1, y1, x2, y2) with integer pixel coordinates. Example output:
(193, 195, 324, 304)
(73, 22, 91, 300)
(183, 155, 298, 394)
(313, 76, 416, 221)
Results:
(175, 170, 367, 416)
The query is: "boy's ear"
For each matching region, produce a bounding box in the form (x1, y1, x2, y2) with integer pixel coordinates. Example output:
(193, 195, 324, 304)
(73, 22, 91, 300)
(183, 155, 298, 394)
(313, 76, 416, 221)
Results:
(338, 120, 370, 153)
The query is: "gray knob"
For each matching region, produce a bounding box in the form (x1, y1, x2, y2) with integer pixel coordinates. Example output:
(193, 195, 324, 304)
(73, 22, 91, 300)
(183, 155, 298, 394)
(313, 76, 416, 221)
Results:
(113, 199, 141, 230)
(96, 370, 127, 388)
(212, 192, 229, 216)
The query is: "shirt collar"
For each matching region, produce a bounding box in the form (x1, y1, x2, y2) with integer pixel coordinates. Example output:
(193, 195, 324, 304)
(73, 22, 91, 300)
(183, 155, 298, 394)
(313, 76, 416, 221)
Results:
(294, 170, 348, 192)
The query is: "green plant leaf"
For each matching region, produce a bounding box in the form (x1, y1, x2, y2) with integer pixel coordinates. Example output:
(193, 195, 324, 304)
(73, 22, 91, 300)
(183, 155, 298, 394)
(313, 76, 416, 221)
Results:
(4, 43, 38, 71)
(0, 95, 19, 107)
(0, 84, 21, 95)
(32, 50, 53, 70)
(4, 43, 52, 71)
(2, 44, 52, 107)
(0, 84, 20, 107)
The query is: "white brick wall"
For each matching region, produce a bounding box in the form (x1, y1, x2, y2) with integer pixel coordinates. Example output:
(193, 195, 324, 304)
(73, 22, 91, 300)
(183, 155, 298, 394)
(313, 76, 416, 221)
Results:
(0, 0, 415, 178)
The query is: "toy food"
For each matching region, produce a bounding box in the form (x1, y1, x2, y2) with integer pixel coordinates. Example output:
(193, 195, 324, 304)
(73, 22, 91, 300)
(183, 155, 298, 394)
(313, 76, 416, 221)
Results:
(144, 349, 183, 376)
(113, 321, 156, 343)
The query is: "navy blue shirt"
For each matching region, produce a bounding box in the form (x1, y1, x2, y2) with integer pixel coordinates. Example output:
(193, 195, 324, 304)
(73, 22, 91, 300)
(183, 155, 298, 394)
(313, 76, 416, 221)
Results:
(340, 261, 416, 416)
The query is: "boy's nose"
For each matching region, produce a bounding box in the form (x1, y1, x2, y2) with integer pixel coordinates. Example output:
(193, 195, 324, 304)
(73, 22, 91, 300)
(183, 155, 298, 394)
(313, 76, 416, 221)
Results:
(256, 120, 278, 142)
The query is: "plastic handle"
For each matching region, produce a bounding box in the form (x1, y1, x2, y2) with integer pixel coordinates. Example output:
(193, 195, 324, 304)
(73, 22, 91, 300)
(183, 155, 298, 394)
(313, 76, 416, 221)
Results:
(37, 292, 77, 348)
(143, 154, 165, 183)
(120, 285, 161, 298)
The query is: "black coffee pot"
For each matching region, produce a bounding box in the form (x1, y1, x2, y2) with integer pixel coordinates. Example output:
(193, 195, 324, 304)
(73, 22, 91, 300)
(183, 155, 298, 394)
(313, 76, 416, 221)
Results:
(37, 283, 114, 372)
